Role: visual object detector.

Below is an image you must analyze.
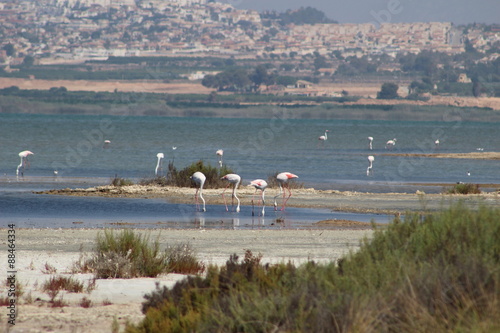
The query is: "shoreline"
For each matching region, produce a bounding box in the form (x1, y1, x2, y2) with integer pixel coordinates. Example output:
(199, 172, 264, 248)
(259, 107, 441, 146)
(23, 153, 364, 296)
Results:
(36, 183, 500, 216)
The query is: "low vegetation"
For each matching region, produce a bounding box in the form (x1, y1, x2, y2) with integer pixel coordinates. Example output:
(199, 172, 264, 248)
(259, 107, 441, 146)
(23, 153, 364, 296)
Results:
(446, 182, 481, 194)
(73, 229, 204, 278)
(41, 276, 85, 293)
(110, 175, 134, 187)
(165, 160, 234, 189)
(125, 204, 500, 332)
(139, 160, 234, 188)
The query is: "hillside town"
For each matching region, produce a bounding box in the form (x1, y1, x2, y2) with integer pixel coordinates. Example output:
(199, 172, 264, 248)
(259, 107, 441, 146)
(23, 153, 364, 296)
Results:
(0, 0, 498, 65)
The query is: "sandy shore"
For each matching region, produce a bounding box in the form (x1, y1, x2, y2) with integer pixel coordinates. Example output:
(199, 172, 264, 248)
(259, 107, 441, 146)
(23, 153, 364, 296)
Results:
(0, 228, 372, 332)
(38, 183, 500, 215)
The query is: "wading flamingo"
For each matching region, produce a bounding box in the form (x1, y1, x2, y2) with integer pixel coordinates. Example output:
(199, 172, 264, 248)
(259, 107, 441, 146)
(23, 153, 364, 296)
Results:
(190, 172, 206, 212)
(318, 130, 329, 147)
(16, 150, 34, 177)
(155, 153, 164, 176)
(385, 138, 397, 150)
(434, 139, 440, 149)
(274, 172, 299, 211)
(103, 140, 111, 148)
(221, 173, 241, 212)
(367, 155, 374, 176)
(216, 149, 223, 167)
(249, 179, 268, 217)
(367, 136, 373, 150)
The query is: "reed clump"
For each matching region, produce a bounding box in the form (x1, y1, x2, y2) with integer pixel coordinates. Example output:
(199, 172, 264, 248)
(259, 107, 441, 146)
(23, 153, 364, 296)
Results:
(126, 204, 500, 332)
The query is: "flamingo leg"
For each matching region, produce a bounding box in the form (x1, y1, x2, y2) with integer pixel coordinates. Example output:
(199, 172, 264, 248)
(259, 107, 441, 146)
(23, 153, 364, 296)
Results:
(274, 184, 282, 211)
(261, 190, 266, 217)
(251, 188, 258, 216)
(194, 189, 199, 211)
(281, 184, 292, 211)
(221, 183, 231, 211)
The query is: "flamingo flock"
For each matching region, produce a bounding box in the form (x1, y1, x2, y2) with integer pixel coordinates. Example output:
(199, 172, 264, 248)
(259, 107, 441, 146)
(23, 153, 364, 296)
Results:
(14, 130, 448, 215)
(191, 170, 298, 214)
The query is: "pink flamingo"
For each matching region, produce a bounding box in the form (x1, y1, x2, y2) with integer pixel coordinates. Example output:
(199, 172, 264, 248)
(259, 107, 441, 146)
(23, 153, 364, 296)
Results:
(221, 173, 241, 212)
(216, 149, 223, 167)
(367, 136, 373, 150)
(385, 138, 396, 150)
(190, 172, 206, 212)
(16, 150, 34, 177)
(249, 179, 268, 217)
(273, 172, 299, 211)
(367, 155, 374, 176)
(155, 153, 164, 176)
(317, 130, 329, 147)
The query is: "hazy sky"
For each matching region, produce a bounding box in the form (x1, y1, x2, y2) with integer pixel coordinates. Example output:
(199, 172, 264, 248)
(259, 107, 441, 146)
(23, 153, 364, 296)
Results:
(225, 0, 500, 25)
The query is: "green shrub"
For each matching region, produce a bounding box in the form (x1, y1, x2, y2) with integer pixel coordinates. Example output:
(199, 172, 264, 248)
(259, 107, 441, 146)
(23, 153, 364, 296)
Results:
(127, 204, 500, 332)
(110, 176, 134, 187)
(166, 160, 234, 188)
(446, 182, 481, 194)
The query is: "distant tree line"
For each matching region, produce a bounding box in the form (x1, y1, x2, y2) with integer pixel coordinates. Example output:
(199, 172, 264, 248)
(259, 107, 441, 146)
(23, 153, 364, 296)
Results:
(260, 6, 337, 25)
(201, 65, 298, 92)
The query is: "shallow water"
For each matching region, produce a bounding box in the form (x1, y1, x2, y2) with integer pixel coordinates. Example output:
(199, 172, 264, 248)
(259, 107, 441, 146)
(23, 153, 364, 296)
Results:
(1, 113, 498, 229)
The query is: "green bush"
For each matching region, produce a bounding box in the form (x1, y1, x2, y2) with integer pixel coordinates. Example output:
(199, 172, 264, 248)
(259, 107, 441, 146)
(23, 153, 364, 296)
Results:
(126, 204, 500, 332)
(166, 160, 234, 189)
(110, 176, 134, 187)
(446, 182, 481, 194)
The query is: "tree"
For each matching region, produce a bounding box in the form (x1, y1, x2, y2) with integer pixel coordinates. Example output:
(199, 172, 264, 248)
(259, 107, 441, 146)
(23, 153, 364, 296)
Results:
(22, 55, 35, 67)
(377, 83, 399, 99)
(3, 43, 15, 57)
(313, 55, 329, 70)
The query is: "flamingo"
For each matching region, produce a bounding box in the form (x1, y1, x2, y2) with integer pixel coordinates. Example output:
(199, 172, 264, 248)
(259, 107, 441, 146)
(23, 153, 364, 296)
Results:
(155, 153, 164, 176)
(221, 173, 241, 213)
(249, 179, 268, 217)
(274, 172, 299, 211)
(318, 130, 329, 147)
(385, 138, 397, 150)
(434, 139, 440, 149)
(367, 136, 373, 150)
(216, 149, 223, 167)
(16, 150, 34, 177)
(367, 155, 374, 176)
(103, 140, 111, 148)
(190, 172, 206, 212)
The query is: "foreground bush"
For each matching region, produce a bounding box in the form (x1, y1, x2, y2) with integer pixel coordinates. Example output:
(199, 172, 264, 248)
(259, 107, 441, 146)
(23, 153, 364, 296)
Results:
(73, 230, 204, 278)
(126, 204, 500, 332)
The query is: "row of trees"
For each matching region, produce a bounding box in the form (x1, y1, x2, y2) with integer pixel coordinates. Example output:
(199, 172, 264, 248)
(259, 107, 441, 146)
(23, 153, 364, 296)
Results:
(201, 65, 298, 92)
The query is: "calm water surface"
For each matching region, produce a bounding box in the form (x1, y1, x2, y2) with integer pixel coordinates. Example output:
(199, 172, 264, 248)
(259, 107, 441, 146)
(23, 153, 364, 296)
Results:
(1, 113, 498, 228)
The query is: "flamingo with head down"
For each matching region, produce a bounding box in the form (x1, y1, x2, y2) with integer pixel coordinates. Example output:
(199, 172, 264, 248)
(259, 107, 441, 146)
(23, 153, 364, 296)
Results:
(190, 172, 206, 212)
(273, 172, 298, 211)
(249, 179, 268, 217)
(221, 173, 241, 213)
(16, 150, 34, 177)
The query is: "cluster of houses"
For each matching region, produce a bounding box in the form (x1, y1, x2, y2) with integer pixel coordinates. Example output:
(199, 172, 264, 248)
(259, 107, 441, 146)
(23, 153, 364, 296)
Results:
(0, 0, 498, 66)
